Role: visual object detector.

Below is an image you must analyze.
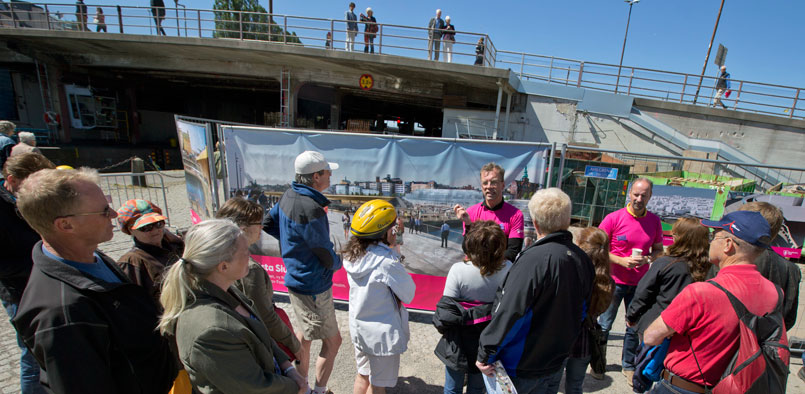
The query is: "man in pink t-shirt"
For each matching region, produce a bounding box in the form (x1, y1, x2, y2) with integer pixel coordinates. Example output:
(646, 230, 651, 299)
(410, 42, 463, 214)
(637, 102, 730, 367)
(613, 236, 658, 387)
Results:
(453, 162, 524, 262)
(596, 178, 663, 383)
(644, 211, 784, 393)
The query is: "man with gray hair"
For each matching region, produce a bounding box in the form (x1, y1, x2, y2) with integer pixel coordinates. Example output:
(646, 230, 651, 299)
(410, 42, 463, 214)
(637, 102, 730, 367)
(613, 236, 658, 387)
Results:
(476, 188, 594, 393)
(11, 132, 39, 157)
(12, 168, 177, 393)
(0, 120, 16, 173)
(427, 9, 445, 61)
(645, 211, 785, 393)
(597, 177, 663, 384)
(263, 150, 342, 394)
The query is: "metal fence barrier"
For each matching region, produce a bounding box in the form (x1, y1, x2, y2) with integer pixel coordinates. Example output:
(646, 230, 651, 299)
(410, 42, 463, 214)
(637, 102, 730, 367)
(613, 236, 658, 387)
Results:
(98, 172, 171, 231)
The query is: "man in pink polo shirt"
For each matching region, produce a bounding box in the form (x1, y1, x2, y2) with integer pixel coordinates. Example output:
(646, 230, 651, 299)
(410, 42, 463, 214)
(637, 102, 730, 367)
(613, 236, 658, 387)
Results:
(453, 162, 524, 262)
(597, 178, 663, 384)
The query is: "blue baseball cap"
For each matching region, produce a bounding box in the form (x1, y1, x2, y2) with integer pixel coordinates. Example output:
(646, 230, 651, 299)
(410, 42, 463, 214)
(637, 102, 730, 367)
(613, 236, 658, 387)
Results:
(701, 211, 771, 248)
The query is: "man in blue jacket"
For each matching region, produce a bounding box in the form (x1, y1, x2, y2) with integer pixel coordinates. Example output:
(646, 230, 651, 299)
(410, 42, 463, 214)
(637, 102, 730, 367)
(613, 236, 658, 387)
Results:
(264, 150, 342, 394)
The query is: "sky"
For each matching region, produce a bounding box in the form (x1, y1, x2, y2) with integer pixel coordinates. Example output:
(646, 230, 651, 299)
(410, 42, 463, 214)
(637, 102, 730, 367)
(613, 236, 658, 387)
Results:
(40, 0, 805, 88)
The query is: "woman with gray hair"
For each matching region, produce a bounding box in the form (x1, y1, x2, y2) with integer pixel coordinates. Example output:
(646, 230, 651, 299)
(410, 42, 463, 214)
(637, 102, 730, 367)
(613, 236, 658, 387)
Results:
(159, 219, 307, 394)
(11, 132, 39, 157)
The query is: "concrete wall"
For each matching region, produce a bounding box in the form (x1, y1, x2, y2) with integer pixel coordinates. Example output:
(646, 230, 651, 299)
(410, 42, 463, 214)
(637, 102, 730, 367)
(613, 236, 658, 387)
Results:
(634, 100, 805, 169)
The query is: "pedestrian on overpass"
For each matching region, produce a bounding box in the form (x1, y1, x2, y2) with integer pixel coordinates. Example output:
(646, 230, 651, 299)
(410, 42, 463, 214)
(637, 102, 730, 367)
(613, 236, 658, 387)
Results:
(360, 8, 377, 54)
(151, 0, 167, 36)
(427, 9, 445, 61)
(442, 16, 455, 63)
(711, 65, 731, 109)
(345, 2, 358, 51)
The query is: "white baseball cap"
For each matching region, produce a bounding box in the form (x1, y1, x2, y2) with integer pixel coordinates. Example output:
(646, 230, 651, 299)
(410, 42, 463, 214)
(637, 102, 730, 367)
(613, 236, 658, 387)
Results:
(294, 151, 339, 174)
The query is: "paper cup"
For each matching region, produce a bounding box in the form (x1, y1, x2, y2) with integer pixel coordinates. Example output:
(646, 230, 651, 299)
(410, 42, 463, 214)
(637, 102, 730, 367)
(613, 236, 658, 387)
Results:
(631, 248, 643, 257)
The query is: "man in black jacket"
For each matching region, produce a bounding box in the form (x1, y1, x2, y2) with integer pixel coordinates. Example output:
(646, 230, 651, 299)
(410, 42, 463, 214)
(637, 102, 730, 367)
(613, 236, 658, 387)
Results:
(476, 188, 594, 393)
(13, 167, 177, 394)
(0, 153, 54, 394)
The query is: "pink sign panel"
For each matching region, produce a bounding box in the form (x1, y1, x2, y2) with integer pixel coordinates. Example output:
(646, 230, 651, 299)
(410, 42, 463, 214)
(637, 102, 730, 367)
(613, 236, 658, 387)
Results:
(252, 255, 447, 311)
(771, 246, 802, 260)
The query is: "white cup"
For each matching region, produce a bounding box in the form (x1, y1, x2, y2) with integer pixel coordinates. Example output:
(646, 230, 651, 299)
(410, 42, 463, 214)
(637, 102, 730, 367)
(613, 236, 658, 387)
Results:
(631, 248, 643, 257)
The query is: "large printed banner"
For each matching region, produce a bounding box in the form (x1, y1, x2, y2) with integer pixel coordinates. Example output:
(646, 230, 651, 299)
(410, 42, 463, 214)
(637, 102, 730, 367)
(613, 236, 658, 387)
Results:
(175, 118, 216, 223)
(221, 126, 548, 311)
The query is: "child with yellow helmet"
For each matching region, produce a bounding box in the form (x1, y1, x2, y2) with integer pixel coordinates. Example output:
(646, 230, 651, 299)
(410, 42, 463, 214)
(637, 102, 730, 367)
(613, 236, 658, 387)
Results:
(342, 199, 415, 394)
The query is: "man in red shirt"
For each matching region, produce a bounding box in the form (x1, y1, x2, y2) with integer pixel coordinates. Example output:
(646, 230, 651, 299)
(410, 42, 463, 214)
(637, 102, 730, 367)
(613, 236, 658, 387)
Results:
(644, 211, 780, 393)
(453, 162, 524, 262)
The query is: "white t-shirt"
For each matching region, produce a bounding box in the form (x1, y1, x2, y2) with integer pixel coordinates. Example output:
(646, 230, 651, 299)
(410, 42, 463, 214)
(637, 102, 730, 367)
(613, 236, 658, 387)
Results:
(442, 260, 512, 302)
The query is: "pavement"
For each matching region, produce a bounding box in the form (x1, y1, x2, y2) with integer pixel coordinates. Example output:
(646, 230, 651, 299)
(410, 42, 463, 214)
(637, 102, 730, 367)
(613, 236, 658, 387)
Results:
(0, 170, 803, 393)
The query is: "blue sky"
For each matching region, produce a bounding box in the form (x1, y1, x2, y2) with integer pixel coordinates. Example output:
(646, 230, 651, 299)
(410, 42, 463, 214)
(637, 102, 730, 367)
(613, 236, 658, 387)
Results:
(43, 0, 804, 88)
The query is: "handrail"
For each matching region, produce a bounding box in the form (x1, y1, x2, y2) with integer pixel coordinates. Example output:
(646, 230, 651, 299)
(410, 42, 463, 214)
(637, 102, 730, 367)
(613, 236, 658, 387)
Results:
(1, 2, 802, 120)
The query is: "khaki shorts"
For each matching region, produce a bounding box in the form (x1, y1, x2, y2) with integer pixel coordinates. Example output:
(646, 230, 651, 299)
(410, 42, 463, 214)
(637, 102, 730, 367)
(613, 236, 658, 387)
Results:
(354, 347, 400, 387)
(288, 288, 339, 340)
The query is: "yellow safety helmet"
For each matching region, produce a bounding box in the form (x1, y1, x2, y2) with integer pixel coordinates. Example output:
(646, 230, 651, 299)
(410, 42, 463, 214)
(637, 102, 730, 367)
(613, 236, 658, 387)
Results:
(350, 199, 397, 239)
(56, 165, 74, 170)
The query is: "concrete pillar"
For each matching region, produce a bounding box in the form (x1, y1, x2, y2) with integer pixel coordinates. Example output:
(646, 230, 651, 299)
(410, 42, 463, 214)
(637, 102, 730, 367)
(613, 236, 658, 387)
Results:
(493, 80, 503, 139)
(290, 80, 304, 128)
(503, 92, 512, 140)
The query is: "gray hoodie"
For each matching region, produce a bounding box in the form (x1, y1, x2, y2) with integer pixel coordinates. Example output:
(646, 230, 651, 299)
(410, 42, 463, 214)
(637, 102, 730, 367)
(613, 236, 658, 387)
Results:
(344, 243, 416, 356)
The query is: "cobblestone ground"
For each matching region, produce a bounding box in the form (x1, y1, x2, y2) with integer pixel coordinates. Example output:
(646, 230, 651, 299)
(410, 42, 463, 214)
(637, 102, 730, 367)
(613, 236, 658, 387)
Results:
(1, 170, 803, 393)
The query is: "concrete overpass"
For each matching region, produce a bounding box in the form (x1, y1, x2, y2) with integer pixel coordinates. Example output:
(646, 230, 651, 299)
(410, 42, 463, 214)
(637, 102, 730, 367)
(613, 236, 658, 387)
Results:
(2, 25, 804, 175)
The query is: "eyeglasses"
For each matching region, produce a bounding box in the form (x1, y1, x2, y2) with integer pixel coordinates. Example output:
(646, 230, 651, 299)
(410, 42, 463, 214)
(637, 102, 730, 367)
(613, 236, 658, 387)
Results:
(248, 222, 263, 227)
(58, 205, 115, 219)
(137, 221, 166, 232)
(708, 231, 731, 243)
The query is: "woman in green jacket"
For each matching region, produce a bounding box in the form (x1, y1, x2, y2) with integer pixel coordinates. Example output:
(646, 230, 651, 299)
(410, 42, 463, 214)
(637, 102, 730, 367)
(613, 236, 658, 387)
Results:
(215, 197, 302, 361)
(159, 219, 307, 394)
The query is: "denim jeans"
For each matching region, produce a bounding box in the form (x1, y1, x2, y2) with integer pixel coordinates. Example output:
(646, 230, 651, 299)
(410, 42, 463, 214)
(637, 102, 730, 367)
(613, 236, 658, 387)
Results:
(564, 356, 591, 394)
(541, 357, 589, 394)
(2, 300, 46, 394)
(509, 369, 563, 394)
(649, 378, 703, 394)
(597, 283, 640, 370)
(444, 367, 484, 394)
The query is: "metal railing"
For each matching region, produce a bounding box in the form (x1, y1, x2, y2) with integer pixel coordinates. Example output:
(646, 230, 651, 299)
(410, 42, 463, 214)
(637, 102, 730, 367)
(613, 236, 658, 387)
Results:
(98, 172, 171, 230)
(496, 51, 804, 120)
(0, 2, 496, 67)
(2, 3, 803, 120)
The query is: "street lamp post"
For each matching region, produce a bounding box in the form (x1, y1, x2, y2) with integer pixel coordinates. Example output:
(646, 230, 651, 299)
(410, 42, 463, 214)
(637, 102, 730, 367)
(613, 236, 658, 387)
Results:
(615, 0, 639, 95)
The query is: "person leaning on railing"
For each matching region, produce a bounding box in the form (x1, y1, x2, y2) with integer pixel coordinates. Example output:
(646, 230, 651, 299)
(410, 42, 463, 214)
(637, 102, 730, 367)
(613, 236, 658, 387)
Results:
(474, 37, 484, 66)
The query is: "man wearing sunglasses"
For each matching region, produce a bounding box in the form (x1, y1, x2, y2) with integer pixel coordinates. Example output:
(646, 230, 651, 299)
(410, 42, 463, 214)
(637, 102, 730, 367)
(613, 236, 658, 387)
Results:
(12, 168, 177, 394)
(644, 211, 783, 393)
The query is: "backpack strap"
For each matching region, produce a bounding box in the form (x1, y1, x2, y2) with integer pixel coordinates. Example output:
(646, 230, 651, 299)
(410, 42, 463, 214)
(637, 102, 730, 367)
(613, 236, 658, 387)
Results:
(706, 279, 784, 323)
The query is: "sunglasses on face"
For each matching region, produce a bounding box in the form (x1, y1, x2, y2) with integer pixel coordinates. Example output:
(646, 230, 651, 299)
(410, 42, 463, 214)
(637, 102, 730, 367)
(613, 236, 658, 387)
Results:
(137, 221, 165, 232)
